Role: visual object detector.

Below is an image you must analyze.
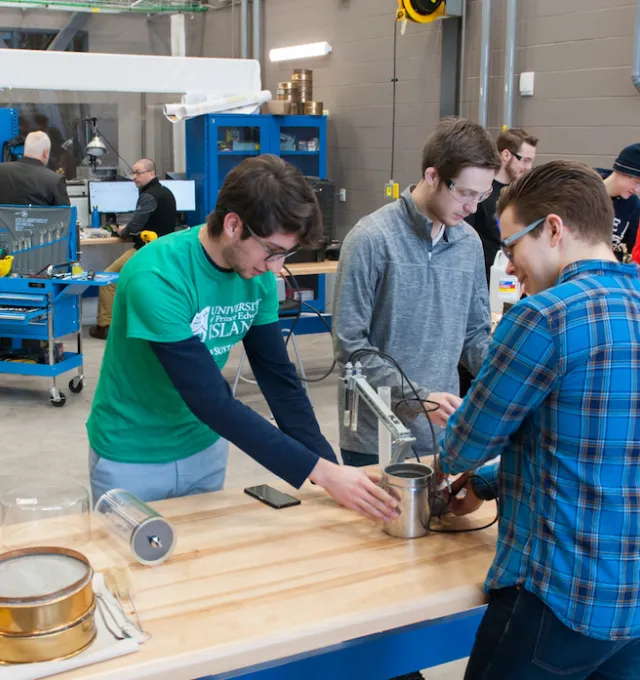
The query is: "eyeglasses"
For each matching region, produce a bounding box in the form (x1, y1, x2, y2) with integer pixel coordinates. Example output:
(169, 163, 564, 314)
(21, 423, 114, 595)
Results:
(500, 216, 546, 261)
(132, 169, 151, 176)
(512, 152, 534, 167)
(447, 180, 493, 205)
(244, 222, 300, 263)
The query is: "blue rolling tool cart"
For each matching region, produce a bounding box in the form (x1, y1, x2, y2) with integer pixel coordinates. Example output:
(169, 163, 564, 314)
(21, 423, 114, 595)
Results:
(0, 205, 117, 406)
(186, 113, 328, 225)
(0, 108, 19, 160)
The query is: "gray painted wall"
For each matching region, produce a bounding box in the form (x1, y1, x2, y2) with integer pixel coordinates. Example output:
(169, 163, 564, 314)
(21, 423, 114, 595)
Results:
(2, 1, 639, 236)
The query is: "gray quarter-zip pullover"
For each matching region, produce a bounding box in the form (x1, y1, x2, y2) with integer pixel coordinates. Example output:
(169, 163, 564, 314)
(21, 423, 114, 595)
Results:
(333, 185, 491, 456)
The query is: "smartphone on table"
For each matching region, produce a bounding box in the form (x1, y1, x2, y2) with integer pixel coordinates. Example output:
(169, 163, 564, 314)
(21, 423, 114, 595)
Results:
(244, 484, 301, 509)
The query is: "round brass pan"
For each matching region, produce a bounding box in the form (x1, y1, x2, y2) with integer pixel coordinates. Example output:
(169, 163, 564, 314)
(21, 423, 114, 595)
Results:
(0, 601, 97, 664)
(0, 547, 94, 636)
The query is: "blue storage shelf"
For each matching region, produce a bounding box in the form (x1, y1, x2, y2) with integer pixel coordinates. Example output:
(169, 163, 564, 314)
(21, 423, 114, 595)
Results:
(218, 150, 260, 156)
(0, 351, 82, 377)
(186, 113, 327, 225)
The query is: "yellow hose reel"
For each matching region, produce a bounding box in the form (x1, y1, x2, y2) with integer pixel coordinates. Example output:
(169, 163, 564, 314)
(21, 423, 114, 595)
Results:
(396, 0, 446, 24)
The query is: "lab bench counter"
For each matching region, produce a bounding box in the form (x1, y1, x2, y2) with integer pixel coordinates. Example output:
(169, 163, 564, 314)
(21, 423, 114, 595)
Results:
(51, 482, 497, 680)
(79, 237, 340, 277)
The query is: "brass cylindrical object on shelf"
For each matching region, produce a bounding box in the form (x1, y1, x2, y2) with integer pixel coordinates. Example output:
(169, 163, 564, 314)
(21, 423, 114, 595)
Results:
(290, 102, 301, 115)
(0, 546, 97, 663)
(292, 69, 313, 81)
(0, 603, 97, 664)
(276, 80, 300, 102)
(303, 101, 324, 116)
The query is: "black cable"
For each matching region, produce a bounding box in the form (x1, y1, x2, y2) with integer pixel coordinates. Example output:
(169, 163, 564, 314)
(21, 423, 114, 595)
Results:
(280, 264, 336, 383)
(347, 348, 438, 453)
(346, 347, 497, 534)
(428, 472, 499, 534)
(390, 16, 398, 181)
(280, 263, 303, 338)
(97, 128, 134, 173)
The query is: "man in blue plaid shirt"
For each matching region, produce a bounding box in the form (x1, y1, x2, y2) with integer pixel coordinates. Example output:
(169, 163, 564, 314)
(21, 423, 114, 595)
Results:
(440, 160, 640, 679)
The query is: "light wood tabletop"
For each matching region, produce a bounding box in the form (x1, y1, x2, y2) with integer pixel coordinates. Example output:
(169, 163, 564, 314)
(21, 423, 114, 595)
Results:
(49, 482, 496, 680)
(80, 236, 122, 246)
(77, 241, 339, 275)
(282, 261, 338, 276)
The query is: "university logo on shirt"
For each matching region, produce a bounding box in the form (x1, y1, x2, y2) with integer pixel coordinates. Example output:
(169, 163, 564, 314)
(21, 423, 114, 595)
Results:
(190, 301, 262, 343)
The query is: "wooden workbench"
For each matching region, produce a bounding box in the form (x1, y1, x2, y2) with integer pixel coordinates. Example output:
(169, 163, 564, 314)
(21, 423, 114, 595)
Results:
(50, 482, 496, 680)
(80, 237, 122, 246)
(79, 237, 339, 276)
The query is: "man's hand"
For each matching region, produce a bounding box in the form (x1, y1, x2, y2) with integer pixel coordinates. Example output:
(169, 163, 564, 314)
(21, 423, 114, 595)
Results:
(309, 458, 399, 522)
(424, 392, 463, 427)
(116, 225, 126, 236)
(448, 472, 484, 517)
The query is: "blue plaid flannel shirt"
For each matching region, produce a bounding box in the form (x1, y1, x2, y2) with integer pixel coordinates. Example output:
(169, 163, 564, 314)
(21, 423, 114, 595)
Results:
(440, 260, 640, 641)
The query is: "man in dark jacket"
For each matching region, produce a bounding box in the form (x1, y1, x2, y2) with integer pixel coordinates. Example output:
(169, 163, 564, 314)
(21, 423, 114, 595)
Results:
(596, 143, 640, 263)
(90, 158, 177, 339)
(466, 128, 538, 282)
(0, 131, 70, 206)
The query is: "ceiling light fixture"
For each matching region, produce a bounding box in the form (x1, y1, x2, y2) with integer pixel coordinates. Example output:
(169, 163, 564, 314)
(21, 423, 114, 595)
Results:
(269, 41, 332, 63)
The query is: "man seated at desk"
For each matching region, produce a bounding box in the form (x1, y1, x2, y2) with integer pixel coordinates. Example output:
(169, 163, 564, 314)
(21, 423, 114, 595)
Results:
(0, 131, 70, 207)
(87, 155, 398, 523)
(440, 161, 640, 678)
(90, 158, 177, 339)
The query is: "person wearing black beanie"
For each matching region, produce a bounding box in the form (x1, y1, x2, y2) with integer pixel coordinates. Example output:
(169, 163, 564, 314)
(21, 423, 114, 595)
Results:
(595, 143, 640, 262)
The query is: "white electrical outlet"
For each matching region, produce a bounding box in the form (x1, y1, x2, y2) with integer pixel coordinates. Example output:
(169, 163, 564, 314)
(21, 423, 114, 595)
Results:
(339, 188, 347, 202)
(519, 72, 535, 97)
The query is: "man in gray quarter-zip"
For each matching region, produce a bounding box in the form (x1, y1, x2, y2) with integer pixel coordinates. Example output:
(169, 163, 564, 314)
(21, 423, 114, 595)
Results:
(333, 118, 501, 470)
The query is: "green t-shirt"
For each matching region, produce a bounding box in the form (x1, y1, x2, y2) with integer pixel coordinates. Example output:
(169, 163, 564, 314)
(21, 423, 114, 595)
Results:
(86, 226, 279, 463)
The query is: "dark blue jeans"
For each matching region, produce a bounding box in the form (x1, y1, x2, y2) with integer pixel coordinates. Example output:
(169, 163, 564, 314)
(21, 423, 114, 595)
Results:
(341, 448, 378, 467)
(465, 586, 640, 680)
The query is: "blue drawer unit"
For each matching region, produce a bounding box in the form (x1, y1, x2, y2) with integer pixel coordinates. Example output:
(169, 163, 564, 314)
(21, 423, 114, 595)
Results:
(186, 113, 327, 225)
(0, 205, 117, 406)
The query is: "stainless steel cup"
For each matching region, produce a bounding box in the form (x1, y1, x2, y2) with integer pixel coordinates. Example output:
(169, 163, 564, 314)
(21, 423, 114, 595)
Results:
(382, 463, 434, 539)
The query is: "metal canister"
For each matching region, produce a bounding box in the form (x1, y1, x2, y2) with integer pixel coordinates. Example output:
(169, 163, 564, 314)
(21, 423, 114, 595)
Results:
(95, 489, 175, 566)
(276, 81, 300, 102)
(381, 463, 434, 539)
(291, 69, 313, 81)
(303, 101, 324, 116)
(0, 547, 96, 663)
(0, 547, 94, 636)
(0, 603, 96, 664)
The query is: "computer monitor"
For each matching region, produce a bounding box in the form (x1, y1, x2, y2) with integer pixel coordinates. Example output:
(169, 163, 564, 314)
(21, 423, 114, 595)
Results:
(159, 180, 196, 212)
(89, 179, 196, 213)
(89, 181, 137, 213)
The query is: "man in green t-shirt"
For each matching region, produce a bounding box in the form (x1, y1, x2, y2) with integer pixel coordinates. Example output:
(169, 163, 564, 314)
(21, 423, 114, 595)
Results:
(87, 155, 398, 523)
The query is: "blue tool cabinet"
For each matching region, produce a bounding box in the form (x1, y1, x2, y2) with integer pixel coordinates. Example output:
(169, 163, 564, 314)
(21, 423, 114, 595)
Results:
(0, 107, 19, 157)
(0, 205, 116, 406)
(186, 113, 328, 225)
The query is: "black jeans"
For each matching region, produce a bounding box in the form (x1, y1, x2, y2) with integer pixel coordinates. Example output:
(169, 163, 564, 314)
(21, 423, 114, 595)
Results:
(465, 586, 640, 680)
(340, 448, 378, 467)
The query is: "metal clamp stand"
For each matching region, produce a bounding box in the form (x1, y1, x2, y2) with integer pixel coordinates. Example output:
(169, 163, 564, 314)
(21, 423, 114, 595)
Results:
(340, 361, 416, 465)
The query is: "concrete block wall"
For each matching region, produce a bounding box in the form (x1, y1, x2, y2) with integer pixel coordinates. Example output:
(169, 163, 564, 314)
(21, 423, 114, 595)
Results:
(2, 0, 639, 235)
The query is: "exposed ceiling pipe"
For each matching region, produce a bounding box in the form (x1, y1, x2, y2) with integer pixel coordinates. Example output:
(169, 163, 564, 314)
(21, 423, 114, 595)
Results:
(252, 0, 261, 69)
(503, 0, 517, 129)
(633, 0, 640, 92)
(240, 0, 249, 59)
(478, 0, 492, 127)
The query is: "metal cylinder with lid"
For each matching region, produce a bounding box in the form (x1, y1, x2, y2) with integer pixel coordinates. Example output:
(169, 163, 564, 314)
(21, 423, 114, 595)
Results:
(381, 463, 434, 539)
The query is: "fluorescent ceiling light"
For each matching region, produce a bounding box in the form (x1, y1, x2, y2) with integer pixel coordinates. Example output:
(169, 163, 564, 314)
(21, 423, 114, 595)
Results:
(269, 41, 332, 63)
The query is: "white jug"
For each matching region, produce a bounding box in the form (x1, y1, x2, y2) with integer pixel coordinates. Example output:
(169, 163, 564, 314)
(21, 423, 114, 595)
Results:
(489, 250, 520, 315)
